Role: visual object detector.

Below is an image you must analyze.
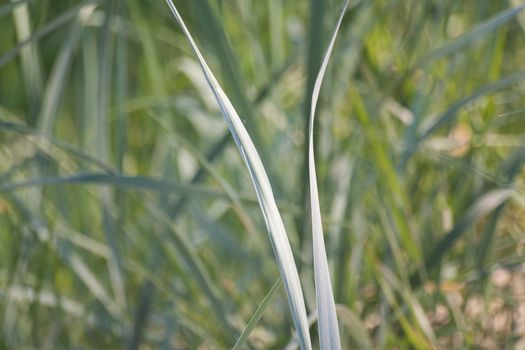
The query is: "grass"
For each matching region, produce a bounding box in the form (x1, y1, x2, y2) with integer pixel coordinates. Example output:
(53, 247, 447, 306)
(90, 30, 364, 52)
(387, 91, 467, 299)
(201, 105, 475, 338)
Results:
(1, 0, 525, 349)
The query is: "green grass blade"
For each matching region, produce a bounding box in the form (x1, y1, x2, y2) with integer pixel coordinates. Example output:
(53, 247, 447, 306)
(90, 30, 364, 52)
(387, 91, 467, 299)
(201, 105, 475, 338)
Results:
(336, 305, 373, 349)
(476, 143, 525, 277)
(147, 205, 239, 341)
(307, 1, 348, 348)
(376, 264, 435, 349)
(232, 278, 282, 350)
(37, 3, 97, 136)
(114, 0, 128, 173)
(0, 117, 116, 173)
(96, 0, 127, 315)
(414, 3, 525, 68)
(418, 71, 525, 142)
(11, 0, 44, 119)
(0, 0, 100, 69)
(380, 266, 437, 347)
(185, 0, 256, 137)
(368, 254, 431, 349)
(351, 91, 422, 265)
(0, 173, 233, 200)
(7, 196, 121, 319)
(164, 2, 312, 349)
(421, 189, 515, 280)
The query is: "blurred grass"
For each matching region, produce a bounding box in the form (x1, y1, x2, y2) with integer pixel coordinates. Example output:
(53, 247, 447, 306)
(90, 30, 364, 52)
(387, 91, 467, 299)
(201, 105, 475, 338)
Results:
(1, 0, 525, 349)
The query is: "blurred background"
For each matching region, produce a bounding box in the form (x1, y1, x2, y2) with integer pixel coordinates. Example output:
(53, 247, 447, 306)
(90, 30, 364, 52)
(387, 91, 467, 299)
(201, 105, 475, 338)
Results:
(1, 0, 525, 348)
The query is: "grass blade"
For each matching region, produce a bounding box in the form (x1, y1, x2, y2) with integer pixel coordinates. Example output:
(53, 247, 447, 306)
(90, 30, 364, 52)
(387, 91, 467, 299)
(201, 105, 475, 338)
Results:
(413, 188, 515, 287)
(148, 205, 239, 341)
(0, 0, 100, 69)
(336, 305, 373, 349)
(37, 3, 97, 136)
(96, 0, 127, 315)
(307, 1, 348, 348)
(0, 117, 115, 173)
(185, 0, 255, 135)
(11, 0, 44, 120)
(7, 196, 121, 319)
(0, 173, 234, 200)
(164, 2, 312, 348)
(232, 278, 282, 350)
(418, 70, 525, 142)
(298, 0, 326, 256)
(476, 143, 525, 279)
(414, 3, 525, 68)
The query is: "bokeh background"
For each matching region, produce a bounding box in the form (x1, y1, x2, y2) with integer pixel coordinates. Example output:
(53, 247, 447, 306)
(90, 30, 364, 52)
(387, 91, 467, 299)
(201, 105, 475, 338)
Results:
(1, 0, 525, 349)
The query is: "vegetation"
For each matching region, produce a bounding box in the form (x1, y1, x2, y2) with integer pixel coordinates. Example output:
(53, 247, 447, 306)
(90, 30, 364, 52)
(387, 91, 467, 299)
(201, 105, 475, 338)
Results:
(1, 0, 524, 349)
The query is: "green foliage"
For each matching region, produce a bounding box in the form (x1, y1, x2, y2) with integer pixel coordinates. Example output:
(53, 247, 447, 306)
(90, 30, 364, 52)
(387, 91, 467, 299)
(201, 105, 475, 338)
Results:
(1, 0, 524, 349)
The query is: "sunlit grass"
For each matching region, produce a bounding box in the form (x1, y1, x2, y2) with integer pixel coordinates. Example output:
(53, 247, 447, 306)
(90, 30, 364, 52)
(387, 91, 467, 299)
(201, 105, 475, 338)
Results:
(1, 0, 525, 349)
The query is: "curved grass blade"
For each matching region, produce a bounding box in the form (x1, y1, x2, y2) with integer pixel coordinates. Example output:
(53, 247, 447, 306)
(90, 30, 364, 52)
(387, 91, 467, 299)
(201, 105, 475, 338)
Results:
(411, 188, 515, 288)
(307, 1, 348, 348)
(164, 1, 311, 349)
(298, 0, 326, 257)
(476, 144, 525, 279)
(414, 3, 525, 68)
(0, 117, 116, 173)
(0, 173, 232, 200)
(7, 195, 122, 319)
(232, 278, 282, 350)
(147, 205, 239, 341)
(0, 173, 305, 213)
(336, 305, 373, 349)
(419, 70, 525, 141)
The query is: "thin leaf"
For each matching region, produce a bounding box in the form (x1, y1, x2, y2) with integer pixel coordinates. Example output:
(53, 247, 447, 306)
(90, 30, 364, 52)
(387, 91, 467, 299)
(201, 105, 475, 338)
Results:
(148, 205, 239, 341)
(96, 0, 127, 314)
(307, 1, 348, 348)
(476, 144, 525, 273)
(298, 0, 326, 258)
(0, 0, 100, 69)
(336, 305, 373, 349)
(418, 70, 525, 142)
(232, 278, 282, 350)
(414, 3, 525, 68)
(7, 195, 121, 319)
(164, 1, 312, 349)
(38, 3, 97, 136)
(185, 0, 252, 114)
(369, 252, 432, 349)
(11, 0, 44, 117)
(0, 117, 116, 173)
(414, 188, 516, 287)
(380, 267, 437, 346)
(0, 173, 233, 200)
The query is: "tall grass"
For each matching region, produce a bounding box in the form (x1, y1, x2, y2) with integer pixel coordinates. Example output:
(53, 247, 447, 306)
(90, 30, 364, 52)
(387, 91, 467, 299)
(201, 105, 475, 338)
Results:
(164, 1, 313, 347)
(1, 0, 525, 349)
